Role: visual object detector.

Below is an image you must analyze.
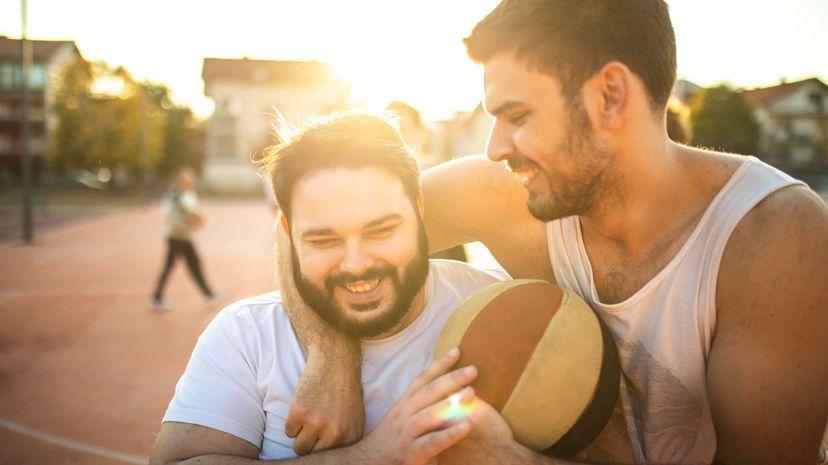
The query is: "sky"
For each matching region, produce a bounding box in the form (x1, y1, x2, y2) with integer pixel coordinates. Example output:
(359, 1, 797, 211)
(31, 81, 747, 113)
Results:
(1, 0, 826, 121)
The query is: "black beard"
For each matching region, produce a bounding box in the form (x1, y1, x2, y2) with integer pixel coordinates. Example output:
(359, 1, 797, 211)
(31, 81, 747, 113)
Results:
(290, 217, 429, 339)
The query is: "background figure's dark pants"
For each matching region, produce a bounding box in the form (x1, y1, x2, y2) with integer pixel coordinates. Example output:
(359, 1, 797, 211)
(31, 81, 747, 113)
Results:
(153, 238, 213, 300)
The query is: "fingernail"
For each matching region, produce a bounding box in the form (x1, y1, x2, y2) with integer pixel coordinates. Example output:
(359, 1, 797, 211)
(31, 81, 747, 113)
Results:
(462, 365, 476, 376)
(447, 347, 459, 357)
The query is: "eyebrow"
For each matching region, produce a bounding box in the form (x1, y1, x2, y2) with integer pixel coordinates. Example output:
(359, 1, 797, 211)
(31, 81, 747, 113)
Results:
(301, 214, 403, 238)
(487, 100, 525, 118)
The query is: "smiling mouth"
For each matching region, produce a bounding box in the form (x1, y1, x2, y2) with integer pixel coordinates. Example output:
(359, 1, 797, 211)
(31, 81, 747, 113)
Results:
(506, 161, 540, 186)
(343, 279, 381, 294)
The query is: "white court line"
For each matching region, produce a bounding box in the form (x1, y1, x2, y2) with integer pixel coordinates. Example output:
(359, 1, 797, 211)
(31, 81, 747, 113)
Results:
(0, 417, 147, 464)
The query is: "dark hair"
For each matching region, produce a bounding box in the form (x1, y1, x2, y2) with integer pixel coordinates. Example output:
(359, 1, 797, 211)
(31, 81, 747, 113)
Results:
(465, 0, 677, 111)
(257, 111, 421, 222)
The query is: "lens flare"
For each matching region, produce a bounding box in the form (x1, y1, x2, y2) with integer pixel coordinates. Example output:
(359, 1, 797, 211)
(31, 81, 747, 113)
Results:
(438, 393, 474, 422)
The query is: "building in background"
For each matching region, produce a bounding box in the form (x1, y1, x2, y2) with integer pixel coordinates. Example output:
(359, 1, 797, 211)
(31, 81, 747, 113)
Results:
(201, 58, 350, 193)
(437, 103, 492, 161)
(0, 36, 79, 187)
(742, 78, 828, 173)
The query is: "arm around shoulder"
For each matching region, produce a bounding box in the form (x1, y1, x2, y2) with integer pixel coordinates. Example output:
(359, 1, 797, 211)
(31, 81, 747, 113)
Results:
(275, 221, 365, 454)
(422, 156, 553, 280)
(709, 185, 828, 464)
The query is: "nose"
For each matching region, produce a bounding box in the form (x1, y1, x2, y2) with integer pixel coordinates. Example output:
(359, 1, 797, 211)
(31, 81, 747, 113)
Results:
(485, 119, 515, 163)
(339, 238, 372, 276)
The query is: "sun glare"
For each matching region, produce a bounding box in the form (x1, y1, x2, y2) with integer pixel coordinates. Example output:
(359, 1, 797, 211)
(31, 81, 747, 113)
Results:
(329, 43, 485, 121)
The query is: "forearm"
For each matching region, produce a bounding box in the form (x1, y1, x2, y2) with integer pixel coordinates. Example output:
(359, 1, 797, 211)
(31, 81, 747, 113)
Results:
(439, 446, 587, 465)
(276, 221, 365, 451)
(170, 446, 366, 465)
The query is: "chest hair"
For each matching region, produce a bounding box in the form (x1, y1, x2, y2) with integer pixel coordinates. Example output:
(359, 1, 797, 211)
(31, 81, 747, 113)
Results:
(586, 221, 696, 305)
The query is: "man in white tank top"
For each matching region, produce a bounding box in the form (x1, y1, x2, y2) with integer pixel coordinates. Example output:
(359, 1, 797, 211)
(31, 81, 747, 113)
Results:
(280, 2, 828, 464)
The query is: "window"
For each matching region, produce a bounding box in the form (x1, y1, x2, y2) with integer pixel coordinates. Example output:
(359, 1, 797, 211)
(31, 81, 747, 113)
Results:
(0, 62, 15, 91)
(808, 93, 824, 115)
(0, 62, 47, 91)
(29, 64, 46, 90)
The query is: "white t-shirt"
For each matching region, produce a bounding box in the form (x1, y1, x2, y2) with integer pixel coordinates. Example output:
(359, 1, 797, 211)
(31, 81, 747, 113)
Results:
(163, 259, 509, 460)
(163, 188, 199, 239)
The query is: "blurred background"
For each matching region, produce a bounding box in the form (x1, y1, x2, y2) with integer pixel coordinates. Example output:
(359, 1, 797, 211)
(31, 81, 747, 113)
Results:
(0, 0, 826, 463)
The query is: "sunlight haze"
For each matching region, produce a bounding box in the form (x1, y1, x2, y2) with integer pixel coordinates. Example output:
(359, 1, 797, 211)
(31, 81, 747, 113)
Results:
(1, 0, 825, 120)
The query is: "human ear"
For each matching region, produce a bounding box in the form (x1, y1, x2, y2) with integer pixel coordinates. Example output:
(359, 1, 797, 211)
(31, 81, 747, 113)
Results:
(595, 62, 630, 131)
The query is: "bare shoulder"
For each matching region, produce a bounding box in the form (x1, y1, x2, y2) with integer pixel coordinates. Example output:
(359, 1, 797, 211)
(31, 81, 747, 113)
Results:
(722, 184, 828, 269)
(709, 184, 828, 464)
(422, 156, 553, 280)
(149, 421, 259, 465)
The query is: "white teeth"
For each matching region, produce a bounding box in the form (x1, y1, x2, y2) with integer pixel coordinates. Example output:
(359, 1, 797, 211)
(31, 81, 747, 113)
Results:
(344, 279, 380, 294)
(513, 167, 539, 184)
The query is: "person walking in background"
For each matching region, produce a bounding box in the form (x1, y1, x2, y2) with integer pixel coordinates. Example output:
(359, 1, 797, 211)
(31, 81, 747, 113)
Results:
(152, 169, 222, 311)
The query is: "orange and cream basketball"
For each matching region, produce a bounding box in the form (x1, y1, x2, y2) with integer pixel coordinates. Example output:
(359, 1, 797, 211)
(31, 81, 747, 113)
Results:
(433, 279, 620, 457)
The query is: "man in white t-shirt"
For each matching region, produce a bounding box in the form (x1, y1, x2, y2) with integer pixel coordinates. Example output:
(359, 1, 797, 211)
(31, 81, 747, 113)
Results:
(149, 112, 509, 465)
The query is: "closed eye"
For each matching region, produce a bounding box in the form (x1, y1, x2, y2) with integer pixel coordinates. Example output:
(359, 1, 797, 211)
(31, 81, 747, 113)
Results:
(366, 225, 397, 240)
(508, 112, 528, 125)
(306, 237, 340, 248)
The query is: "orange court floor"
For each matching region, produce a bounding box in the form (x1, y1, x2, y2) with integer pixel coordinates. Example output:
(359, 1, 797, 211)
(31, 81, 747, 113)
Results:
(2, 198, 826, 464)
(0, 199, 278, 464)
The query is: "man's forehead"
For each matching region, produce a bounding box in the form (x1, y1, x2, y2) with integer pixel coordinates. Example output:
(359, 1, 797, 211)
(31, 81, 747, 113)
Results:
(291, 167, 413, 230)
(483, 52, 563, 114)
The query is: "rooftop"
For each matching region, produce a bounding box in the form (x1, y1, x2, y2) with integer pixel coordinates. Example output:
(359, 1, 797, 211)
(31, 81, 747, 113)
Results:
(0, 35, 78, 61)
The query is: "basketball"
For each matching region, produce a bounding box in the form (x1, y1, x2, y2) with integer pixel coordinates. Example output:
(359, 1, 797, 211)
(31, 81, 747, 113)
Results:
(434, 279, 620, 456)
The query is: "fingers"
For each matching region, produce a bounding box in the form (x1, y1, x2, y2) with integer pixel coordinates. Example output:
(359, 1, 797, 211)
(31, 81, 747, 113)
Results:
(286, 402, 319, 455)
(291, 427, 319, 456)
(407, 364, 477, 415)
(412, 420, 473, 460)
(312, 423, 353, 453)
(406, 348, 462, 394)
(410, 386, 477, 434)
(285, 401, 304, 438)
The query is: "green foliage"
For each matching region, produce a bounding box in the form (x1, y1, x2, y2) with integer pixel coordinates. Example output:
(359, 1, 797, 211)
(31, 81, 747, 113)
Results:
(48, 57, 202, 186)
(690, 84, 759, 155)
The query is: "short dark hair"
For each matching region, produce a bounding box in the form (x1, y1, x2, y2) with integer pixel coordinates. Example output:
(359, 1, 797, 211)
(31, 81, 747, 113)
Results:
(258, 111, 421, 222)
(465, 0, 677, 111)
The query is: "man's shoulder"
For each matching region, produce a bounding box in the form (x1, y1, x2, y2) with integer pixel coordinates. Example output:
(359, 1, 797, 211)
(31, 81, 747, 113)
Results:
(210, 291, 287, 332)
(718, 183, 827, 310)
(727, 183, 827, 258)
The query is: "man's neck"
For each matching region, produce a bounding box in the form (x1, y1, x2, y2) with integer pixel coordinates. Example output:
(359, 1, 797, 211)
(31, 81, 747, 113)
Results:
(578, 142, 743, 303)
(580, 137, 697, 258)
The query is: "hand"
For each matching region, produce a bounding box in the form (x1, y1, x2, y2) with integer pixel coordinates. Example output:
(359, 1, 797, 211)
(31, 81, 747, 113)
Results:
(438, 398, 532, 465)
(285, 346, 366, 455)
(186, 212, 204, 229)
(352, 348, 480, 465)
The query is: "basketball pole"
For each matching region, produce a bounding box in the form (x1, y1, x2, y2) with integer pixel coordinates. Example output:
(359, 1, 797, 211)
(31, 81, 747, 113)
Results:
(21, 0, 34, 244)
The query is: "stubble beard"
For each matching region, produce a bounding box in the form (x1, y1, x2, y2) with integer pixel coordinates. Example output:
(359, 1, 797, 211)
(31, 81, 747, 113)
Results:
(526, 105, 617, 222)
(290, 217, 430, 339)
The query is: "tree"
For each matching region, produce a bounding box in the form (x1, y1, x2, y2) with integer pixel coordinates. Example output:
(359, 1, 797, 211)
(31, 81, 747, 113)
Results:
(690, 84, 759, 155)
(49, 56, 202, 187)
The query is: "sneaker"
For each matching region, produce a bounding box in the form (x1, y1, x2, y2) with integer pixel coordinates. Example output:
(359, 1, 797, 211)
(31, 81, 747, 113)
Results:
(206, 291, 227, 305)
(152, 298, 171, 311)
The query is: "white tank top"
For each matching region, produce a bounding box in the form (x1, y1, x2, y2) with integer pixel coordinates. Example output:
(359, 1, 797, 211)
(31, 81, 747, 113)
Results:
(547, 157, 803, 464)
